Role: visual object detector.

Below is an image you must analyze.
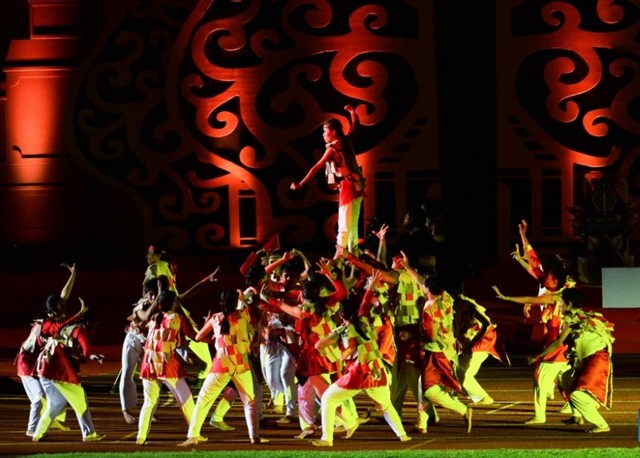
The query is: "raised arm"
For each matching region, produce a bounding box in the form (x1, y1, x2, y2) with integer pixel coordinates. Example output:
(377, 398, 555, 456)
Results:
(264, 251, 292, 275)
(195, 312, 214, 343)
(316, 258, 347, 305)
(374, 223, 389, 265)
(513, 220, 545, 280)
(359, 269, 384, 318)
(59, 296, 90, 328)
(344, 104, 360, 137)
(397, 251, 424, 286)
(59, 263, 77, 302)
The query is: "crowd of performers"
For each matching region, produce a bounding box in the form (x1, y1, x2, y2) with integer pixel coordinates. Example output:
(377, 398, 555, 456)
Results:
(14, 107, 614, 446)
(15, 213, 616, 446)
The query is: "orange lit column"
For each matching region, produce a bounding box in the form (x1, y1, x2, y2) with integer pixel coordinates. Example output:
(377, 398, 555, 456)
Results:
(0, 0, 87, 247)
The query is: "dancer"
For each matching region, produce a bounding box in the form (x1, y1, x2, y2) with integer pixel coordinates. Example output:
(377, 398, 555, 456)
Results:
(290, 105, 365, 257)
(402, 262, 472, 433)
(528, 288, 614, 433)
(311, 294, 411, 447)
(511, 219, 574, 420)
(136, 290, 196, 445)
(260, 255, 305, 424)
(33, 298, 105, 442)
(454, 294, 510, 405)
(262, 257, 356, 439)
(119, 276, 166, 425)
(179, 289, 266, 446)
(498, 288, 615, 432)
(120, 270, 218, 425)
(343, 250, 437, 432)
(16, 263, 78, 437)
(142, 243, 216, 380)
(207, 262, 269, 430)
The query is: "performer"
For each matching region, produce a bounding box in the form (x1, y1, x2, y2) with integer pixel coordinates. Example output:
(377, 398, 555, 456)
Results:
(416, 274, 473, 433)
(33, 298, 105, 442)
(262, 257, 356, 439)
(120, 270, 218, 425)
(179, 289, 266, 446)
(15, 263, 78, 437)
(527, 288, 614, 433)
(136, 290, 196, 445)
(311, 295, 411, 447)
(142, 243, 217, 381)
(454, 294, 510, 405)
(510, 219, 574, 421)
(493, 281, 574, 425)
(119, 276, 165, 424)
(290, 105, 365, 257)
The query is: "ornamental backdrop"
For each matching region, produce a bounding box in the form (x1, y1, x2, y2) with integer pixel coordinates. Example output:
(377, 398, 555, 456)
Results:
(495, 0, 640, 282)
(65, 0, 438, 256)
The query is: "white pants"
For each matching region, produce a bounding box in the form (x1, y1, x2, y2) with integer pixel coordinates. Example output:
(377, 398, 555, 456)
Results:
(35, 378, 96, 440)
(209, 355, 264, 422)
(337, 195, 363, 252)
(20, 375, 67, 434)
(457, 351, 490, 402)
(320, 375, 406, 442)
(138, 378, 194, 442)
(261, 342, 298, 416)
(532, 361, 570, 421)
(298, 373, 357, 431)
(570, 390, 608, 428)
(188, 370, 257, 439)
(424, 384, 468, 418)
(119, 330, 145, 411)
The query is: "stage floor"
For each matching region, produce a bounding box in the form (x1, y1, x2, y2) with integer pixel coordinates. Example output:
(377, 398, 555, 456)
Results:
(0, 354, 638, 455)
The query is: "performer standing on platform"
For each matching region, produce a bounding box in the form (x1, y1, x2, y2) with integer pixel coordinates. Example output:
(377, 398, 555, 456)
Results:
(290, 105, 365, 257)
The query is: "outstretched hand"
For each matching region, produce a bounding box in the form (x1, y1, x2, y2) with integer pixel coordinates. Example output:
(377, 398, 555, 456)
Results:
(61, 262, 76, 272)
(518, 219, 528, 237)
(206, 266, 220, 283)
(316, 258, 333, 278)
(78, 297, 89, 315)
(368, 269, 384, 290)
(202, 310, 214, 324)
(373, 224, 389, 240)
(90, 354, 105, 364)
(492, 285, 506, 299)
(511, 243, 522, 261)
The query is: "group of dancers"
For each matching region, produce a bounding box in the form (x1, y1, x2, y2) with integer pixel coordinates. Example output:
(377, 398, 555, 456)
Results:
(15, 105, 615, 445)
(15, 217, 615, 445)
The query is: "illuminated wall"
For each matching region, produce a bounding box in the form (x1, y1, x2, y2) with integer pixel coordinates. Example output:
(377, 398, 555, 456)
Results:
(1, 0, 89, 252)
(496, 0, 640, 281)
(4, 0, 638, 271)
(64, 0, 438, 256)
